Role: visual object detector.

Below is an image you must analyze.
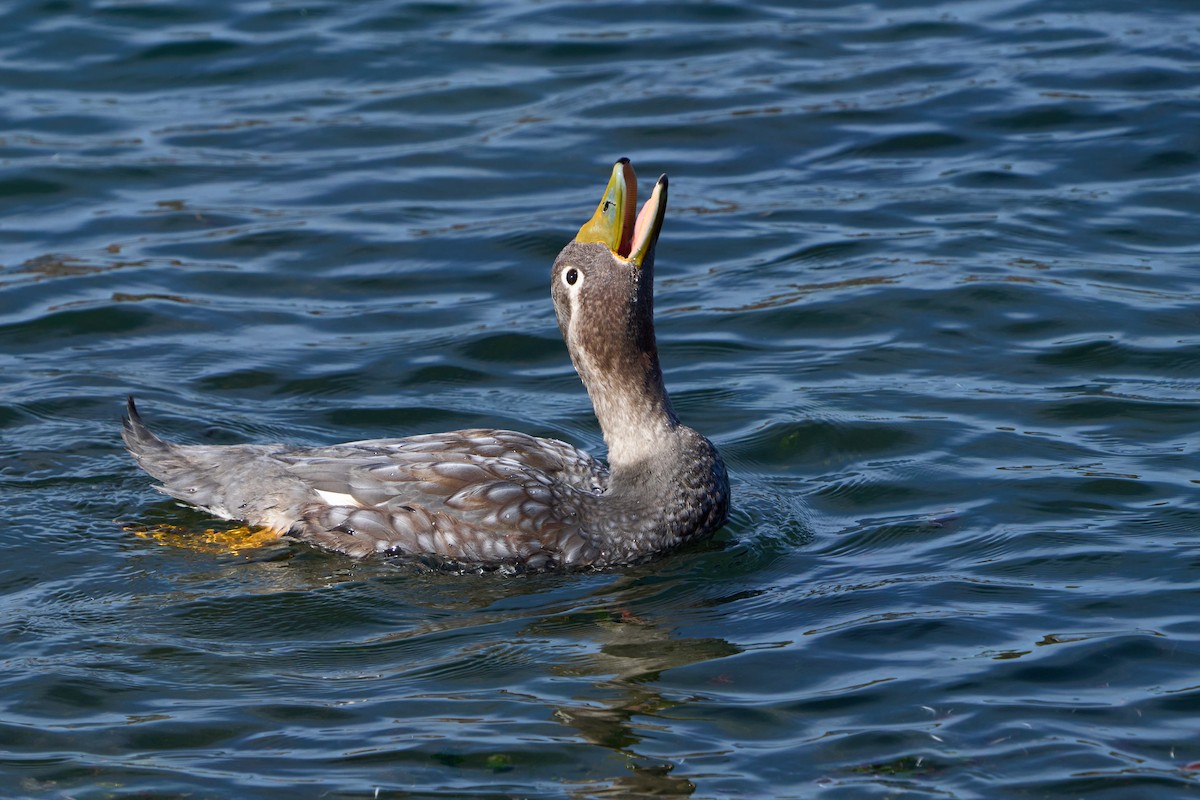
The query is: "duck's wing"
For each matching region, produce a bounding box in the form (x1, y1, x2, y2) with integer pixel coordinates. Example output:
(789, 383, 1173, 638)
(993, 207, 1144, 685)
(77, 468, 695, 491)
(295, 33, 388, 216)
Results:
(327, 429, 609, 492)
(283, 448, 600, 566)
(277, 431, 610, 564)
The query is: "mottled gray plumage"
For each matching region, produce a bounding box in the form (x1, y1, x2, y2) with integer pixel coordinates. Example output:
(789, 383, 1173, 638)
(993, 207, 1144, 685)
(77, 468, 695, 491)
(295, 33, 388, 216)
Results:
(124, 160, 730, 570)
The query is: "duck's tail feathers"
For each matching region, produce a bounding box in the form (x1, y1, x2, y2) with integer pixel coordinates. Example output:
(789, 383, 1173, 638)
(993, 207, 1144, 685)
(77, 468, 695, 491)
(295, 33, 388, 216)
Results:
(122, 396, 216, 504)
(122, 396, 174, 459)
(122, 397, 288, 526)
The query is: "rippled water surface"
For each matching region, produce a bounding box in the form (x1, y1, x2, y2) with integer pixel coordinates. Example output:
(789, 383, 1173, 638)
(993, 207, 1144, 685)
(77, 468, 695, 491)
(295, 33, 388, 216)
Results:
(3, 0, 1200, 797)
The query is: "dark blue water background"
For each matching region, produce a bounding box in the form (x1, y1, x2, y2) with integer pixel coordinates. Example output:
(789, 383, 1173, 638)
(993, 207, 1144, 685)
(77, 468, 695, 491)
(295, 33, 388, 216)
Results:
(2, 0, 1199, 797)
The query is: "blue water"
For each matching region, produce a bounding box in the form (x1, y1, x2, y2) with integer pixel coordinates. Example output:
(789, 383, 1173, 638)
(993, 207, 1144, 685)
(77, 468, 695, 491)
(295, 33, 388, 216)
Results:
(3, 1, 1200, 797)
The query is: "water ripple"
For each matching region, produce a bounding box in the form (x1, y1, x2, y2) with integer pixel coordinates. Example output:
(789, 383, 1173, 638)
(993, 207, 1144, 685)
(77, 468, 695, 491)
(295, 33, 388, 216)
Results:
(2, 0, 1200, 797)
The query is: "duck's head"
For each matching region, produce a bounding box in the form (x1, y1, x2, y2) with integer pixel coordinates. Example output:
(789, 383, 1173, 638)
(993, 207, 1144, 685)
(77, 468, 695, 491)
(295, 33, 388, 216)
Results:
(551, 159, 673, 439)
(551, 158, 667, 355)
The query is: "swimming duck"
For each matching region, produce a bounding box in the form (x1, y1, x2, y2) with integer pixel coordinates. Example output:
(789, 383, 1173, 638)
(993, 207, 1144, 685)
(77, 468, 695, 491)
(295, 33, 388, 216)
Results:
(124, 159, 730, 569)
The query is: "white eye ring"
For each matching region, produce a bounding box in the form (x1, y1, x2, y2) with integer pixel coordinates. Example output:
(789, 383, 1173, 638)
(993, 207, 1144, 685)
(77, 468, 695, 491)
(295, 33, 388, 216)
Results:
(563, 267, 581, 287)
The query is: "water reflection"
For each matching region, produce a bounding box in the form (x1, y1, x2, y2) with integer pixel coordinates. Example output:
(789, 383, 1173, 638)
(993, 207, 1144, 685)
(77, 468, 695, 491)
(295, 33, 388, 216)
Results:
(119, 525, 744, 796)
(529, 602, 740, 796)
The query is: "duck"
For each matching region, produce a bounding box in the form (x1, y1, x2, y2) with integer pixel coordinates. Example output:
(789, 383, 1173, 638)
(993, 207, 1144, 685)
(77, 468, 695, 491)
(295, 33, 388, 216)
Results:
(123, 159, 730, 570)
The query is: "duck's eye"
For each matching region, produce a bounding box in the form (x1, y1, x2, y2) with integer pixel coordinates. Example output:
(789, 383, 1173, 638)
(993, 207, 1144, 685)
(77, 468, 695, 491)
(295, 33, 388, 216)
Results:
(565, 268, 579, 286)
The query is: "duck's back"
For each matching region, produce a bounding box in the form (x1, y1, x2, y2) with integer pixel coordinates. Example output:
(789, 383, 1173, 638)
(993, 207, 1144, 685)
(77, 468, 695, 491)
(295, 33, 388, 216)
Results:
(124, 400, 610, 567)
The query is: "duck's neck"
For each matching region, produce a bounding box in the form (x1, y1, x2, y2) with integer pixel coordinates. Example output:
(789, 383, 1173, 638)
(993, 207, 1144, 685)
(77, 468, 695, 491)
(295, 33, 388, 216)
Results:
(576, 332, 730, 557)
(580, 339, 682, 470)
(567, 289, 730, 557)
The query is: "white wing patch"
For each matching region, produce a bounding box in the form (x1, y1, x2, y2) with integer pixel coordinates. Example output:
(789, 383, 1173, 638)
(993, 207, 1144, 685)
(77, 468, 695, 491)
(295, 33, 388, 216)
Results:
(314, 489, 364, 508)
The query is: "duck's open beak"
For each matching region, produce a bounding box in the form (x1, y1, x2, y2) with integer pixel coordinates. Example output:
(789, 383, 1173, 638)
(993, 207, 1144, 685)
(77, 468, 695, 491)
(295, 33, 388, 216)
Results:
(575, 158, 668, 269)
